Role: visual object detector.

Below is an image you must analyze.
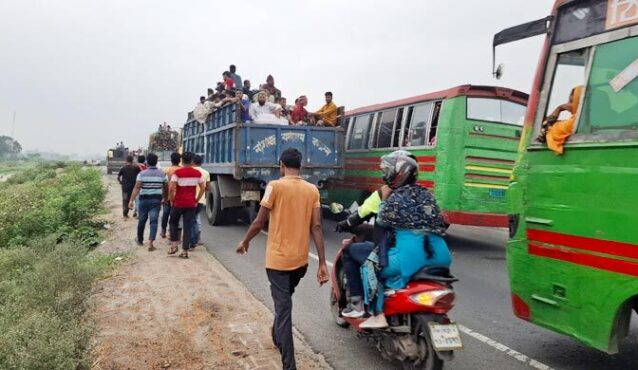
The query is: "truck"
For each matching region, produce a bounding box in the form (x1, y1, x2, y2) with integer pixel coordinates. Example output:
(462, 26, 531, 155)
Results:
(182, 103, 345, 225)
(148, 127, 181, 169)
(106, 143, 129, 174)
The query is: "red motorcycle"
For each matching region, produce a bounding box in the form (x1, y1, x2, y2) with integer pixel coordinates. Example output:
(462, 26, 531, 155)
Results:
(329, 238, 462, 370)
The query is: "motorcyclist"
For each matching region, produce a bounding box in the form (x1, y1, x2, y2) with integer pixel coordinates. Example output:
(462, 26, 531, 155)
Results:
(340, 151, 452, 328)
(337, 151, 414, 319)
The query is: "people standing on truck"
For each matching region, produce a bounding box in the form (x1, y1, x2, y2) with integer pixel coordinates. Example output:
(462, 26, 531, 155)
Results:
(240, 93, 251, 123)
(160, 152, 181, 239)
(243, 80, 254, 99)
(223, 71, 235, 91)
(312, 92, 338, 127)
(291, 96, 309, 125)
(277, 97, 292, 124)
(236, 147, 329, 370)
(168, 151, 205, 259)
(229, 64, 242, 90)
(128, 153, 168, 251)
(189, 155, 210, 249)
(117, 155, 141, 219)
(262, 75, 281, 100)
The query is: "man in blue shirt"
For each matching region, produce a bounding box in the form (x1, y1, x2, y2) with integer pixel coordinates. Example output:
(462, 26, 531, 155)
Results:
(129, 153, 168, 251)
(229, 64, 242, 90)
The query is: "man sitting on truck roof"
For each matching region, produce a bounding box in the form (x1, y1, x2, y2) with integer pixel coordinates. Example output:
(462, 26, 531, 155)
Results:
(249, 91, 286, 124)
(291, 96, 309, 125)
(311, 92, 337, 127)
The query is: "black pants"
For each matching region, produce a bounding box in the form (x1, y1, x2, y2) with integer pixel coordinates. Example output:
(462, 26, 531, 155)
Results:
(169, 206, 196, 250)
(161, 203, 172, 234)
(266, 265, 308, 370)
(122, 189, 133, 216)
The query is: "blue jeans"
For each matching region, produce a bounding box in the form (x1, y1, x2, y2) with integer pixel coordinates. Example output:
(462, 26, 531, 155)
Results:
(190, 204, 205, 246)
(342, 241, 374, 298)
(137, 198, 162, 242)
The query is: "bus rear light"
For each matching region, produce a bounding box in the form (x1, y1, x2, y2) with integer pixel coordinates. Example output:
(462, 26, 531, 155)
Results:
(512, 293, 530, 321)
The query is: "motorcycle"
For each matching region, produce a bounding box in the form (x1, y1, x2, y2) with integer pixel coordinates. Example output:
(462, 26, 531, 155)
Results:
(329, 223, 462, 370)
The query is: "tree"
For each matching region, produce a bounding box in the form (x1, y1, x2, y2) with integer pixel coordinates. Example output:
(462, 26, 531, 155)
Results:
(0, 136, 22, 158)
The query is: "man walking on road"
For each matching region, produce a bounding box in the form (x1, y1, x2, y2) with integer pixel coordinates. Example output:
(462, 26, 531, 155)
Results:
(161, 152, 181, 238)
(190, 155, 210, 249)
(129, 153, 168, 251)
(168, 151, 205, 259)
(236, 147, 329, 370)
(117, 155, 140, 219)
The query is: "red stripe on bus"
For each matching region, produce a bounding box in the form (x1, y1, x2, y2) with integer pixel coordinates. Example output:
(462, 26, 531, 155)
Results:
(345, 163, 435, 172)
(444, 211, 508, 227)
(527, 229, 638, 261)
(528, 244, 638, 278)
(339, 177, 435, 189)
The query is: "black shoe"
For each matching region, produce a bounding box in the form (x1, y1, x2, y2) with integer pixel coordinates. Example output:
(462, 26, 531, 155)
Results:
(135, 238, 143, 246)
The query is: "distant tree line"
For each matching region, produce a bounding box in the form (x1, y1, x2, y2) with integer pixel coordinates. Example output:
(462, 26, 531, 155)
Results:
(0, 136, 21, 159)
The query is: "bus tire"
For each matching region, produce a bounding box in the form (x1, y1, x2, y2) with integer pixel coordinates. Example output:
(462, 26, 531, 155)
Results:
(207, 181, 227, 226)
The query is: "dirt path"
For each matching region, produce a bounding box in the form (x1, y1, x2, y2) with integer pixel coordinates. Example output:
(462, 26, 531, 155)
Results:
(90, 175, 332, 370)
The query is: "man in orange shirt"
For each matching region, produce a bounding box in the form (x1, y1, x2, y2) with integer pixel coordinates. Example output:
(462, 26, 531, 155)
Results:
(312, 91, 337, 126)
(237, 148, 329, 370)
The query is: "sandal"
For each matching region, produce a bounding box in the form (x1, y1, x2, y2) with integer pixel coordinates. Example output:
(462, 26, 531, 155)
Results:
(178, 252, 189, 259)
(148, 245, 157, 252)
(168, 246, 179, 255)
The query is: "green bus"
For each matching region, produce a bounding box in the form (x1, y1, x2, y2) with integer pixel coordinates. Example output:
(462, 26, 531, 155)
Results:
(494, 0, 638, 353)
(324, 84, 528, 228)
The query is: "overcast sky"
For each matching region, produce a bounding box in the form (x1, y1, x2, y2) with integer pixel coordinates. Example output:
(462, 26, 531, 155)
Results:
(0, 0, 553, 156)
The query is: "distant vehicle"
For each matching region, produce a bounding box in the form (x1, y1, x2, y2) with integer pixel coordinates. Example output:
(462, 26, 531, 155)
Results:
(106, 144, 129, 174)
(494, 0, 638, 354)
(148, 127, 181, 169)
(324, 85, 528, 228)
(182, 103, 345, 225)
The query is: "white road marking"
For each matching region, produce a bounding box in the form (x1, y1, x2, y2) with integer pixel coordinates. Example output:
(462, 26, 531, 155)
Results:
(258, 228, 553, 369)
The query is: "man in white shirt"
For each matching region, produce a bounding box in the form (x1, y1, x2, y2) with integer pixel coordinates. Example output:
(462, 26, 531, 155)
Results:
(249, 91, 286, 124)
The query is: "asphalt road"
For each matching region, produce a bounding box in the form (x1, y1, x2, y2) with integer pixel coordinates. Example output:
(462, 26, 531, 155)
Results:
(200, 217, 638, 370)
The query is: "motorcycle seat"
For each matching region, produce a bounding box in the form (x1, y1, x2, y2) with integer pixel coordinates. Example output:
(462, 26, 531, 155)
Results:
(410, 265, 458, 283)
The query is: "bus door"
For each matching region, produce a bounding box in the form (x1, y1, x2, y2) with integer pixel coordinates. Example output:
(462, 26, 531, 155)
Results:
(521, 34, 638, 340)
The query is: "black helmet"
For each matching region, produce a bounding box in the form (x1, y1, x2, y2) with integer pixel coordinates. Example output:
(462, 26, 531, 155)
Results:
(380, 150, 418, 189)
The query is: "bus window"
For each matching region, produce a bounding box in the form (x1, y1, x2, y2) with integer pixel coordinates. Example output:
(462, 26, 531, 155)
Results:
(405, 103, 434, 147)
(428, 101, 442, 146)
(392, 108, 404, 147)
(348, 114, 373, 150)
(545, 49, 589, 120)
(402, 106, 415, 146)
(467, 98, 526, 125)
(375, 109, 398, 148)
(578, 36, 638, 134)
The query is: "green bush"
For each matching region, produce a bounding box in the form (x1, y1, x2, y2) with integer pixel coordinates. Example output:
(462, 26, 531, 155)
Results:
(0, 163, 118, 369)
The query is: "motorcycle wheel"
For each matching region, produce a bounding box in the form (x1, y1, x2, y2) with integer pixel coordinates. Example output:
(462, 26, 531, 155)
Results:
(401, 315, 443, 370)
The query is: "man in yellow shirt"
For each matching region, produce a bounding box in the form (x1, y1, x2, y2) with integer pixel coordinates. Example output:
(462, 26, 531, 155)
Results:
(160, 152, 181, 238)
(236, 148, 329, 370)
(312, 91, 337, 126)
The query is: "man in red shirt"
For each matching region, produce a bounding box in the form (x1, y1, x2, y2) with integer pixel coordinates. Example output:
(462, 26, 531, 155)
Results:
(290, 95, 308, 125)
(168, 151, 205, 258)
(223, 71, 235, 91)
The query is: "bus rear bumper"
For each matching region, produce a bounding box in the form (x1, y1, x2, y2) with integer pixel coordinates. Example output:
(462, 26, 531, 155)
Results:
(443, 211, 508, 228)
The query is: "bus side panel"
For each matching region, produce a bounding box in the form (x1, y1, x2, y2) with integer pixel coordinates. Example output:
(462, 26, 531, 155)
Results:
(513, 146, 638, 352)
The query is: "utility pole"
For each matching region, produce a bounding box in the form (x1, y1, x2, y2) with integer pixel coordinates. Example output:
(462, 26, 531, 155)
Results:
(11, 111, 16, 138)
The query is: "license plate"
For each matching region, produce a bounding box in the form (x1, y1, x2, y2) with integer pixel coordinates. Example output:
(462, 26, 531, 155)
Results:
(489, 189, 506, 198)
(428, 323, 463, 351)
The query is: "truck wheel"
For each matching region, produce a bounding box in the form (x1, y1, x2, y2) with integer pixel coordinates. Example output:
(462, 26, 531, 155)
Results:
(207, 181, 227, 226)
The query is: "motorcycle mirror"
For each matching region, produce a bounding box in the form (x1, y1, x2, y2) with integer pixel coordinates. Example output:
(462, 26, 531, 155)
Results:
(329, 202, 344, 214)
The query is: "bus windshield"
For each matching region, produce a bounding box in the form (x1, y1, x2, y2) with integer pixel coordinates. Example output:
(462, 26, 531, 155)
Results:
(467, 98, 526, 126)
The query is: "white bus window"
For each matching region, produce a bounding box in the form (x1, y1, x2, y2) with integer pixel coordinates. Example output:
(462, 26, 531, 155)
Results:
(406, 103, 433, 147)
(428, 101, 442, 146)
(545, 49, 588, 123)
(468, 98, 526, 126)
(375, 109, 397, 148)
(348, 114, 373, 150)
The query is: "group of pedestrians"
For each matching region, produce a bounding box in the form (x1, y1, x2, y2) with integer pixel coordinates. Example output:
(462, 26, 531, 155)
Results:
(117, 151, 210, 258)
